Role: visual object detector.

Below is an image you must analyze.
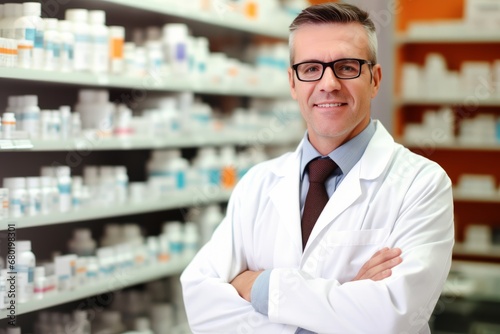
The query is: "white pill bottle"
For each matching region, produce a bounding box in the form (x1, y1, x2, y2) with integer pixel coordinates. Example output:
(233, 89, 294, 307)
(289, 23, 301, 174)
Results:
(14, 240, 36, 303)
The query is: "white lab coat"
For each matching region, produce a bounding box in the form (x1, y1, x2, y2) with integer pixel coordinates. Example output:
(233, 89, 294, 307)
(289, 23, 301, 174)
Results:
(181, 121, 454, 334)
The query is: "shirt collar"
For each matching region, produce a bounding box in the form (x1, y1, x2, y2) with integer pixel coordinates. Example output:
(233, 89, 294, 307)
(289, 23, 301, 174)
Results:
(300, 119, 376, 180)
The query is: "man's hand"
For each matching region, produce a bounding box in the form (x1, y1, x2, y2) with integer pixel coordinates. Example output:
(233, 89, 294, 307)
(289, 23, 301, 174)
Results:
(352, 247, 402, 281)
(230, 270, 264, 302)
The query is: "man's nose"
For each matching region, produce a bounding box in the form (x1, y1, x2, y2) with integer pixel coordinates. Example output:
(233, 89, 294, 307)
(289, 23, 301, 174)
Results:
(318, 66, 341, 91)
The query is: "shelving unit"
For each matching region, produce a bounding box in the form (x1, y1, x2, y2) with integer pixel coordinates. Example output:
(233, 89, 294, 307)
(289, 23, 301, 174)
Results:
(99, 0, 290, 39)
(394, 0, 500, 263)
(1, 189, 232, 230)
(0, 0, 299, 328)
(0, 255, 192, 319)
(0, 130, 302, 151)
(0, 68, 290, 98)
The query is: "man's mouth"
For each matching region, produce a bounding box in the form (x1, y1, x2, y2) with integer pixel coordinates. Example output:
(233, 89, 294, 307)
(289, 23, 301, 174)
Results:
(315, 103, 345, 108)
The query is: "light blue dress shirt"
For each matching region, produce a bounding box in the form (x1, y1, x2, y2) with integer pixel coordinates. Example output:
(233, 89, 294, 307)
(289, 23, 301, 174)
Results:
(251, 120, 376, 333)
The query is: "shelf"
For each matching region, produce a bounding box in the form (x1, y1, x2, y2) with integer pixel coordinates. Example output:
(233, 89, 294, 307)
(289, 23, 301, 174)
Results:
(4, 130, 302, 152)
(399, 140, 500, 152)
(2, 189, 232, 230)
(100, 0, 290, 39)
(0, 68, 290, 98)
(453, 243, 500, 262)
(453, 192, 500, 203)
(396, 97, 500, 107)
(0, 255, 191, 319)
(396, 33, 500, 44)
(442, 260, 500, 303)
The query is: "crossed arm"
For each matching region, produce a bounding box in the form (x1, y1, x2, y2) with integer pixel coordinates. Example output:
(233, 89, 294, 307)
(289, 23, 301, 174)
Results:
(231, 247, 402, 302)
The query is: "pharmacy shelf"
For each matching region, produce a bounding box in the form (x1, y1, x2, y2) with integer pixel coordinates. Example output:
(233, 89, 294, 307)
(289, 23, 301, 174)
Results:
(453, 243, 500, 261)
(5, 130, 302, 152)
(453, 192, 500, 203)
(396, 33, 500, 44)
(0, 68, 290, 98)
(396, 97, 500, 107)
(99, 0, 290, 39)
(0, 255, 191, 319)
(442, 260, 500, 303)
(2, 189, 232, 230)
(399, 140, 500, 152)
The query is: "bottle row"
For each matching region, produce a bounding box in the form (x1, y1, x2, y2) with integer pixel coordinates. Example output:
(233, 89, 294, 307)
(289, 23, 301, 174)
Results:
(0, 3, 290, 90)
(405, 1, 500, 38)
(4, 279, 191, 334)
(460, 224, 500, 253)
(0, 212, 222, 310)
(403, 107, 500, 146)
(401, 53, 500, 100)
(0, 144, 281, 221)
(0, 91, 303, 141)
(454, 174, 500, 199)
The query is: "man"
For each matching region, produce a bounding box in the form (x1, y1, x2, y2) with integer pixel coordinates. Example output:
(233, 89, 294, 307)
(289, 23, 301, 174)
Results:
(181, 3, 454, 333)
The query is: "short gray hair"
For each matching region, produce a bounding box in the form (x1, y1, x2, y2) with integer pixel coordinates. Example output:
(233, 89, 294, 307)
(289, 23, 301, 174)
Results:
(289, 3, 378, 66)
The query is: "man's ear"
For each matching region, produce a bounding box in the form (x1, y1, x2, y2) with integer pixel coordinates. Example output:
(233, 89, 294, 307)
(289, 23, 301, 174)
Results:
(288, 67, 297, 100)
(371, 64, 382, 99)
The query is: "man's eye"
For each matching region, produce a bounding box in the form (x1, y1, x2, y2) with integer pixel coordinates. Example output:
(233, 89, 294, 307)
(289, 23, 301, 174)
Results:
(339, 65, 356, 72)
(304, 65, 321, 73)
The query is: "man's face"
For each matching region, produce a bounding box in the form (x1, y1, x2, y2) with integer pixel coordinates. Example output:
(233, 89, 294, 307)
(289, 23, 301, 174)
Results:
(288, 22, 382, 154)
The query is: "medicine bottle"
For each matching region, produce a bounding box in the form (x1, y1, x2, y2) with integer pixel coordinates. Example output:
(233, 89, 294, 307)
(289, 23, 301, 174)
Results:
(73, 310, 91, 334)
(1, 3, 22, 39)
(220, 146, 237, 189)
(57, 19, 74, 72)
(16, 2, 44, 69)
(13, 240, 36, 303)
(183, 221, 200, 258)
(109, 26, 125, 74)
(2, 112, 16, 139)
(88, 10, 109, 74)
(68, 228, 97, 256)
(3, 177, 26, 217)
(162, 221, 184, 258)
(198, 204, 224, 244)
(162, 23, 189, 75)
(43, 18, 60, 71)
(193, 147, 221, 187)
(56, 166, 72, 212)
(33, 266, 46, 299)
(21, 95, 41, 137)
(65, 9, 90, 72)
(25, 176, 41, 216)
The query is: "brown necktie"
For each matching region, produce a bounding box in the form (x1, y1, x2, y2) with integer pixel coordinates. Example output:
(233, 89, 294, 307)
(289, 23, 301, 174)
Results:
(301, 158, 338, 249)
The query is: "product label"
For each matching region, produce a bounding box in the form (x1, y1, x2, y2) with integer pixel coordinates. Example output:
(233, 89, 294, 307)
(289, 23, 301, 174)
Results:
(34, 30, 44, 49)
(111, 38, 124, 59)
(176, 42, 187, 61)
(176, 171, 186, 189)
(209, 169, 221, 186)
(58, 183, 71, 195)
(16, 264, 34, 283)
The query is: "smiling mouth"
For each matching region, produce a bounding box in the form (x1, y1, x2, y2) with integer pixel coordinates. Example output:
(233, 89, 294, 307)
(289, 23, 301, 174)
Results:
(315, 103, 346, 108)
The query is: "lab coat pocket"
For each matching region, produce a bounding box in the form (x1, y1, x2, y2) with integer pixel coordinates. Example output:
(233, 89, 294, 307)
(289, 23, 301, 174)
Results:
(314, 228, 391, 282)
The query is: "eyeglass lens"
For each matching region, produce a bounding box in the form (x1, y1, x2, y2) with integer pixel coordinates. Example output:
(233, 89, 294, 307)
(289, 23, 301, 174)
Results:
(296, 59, 362, 81)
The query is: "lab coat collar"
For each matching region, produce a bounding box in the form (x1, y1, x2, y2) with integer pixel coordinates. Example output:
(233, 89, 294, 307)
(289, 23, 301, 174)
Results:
(270, 120, 394, 181)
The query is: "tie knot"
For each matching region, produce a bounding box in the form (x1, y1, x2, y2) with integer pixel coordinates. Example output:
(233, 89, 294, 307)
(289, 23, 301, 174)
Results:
(307, 158, 337, 183)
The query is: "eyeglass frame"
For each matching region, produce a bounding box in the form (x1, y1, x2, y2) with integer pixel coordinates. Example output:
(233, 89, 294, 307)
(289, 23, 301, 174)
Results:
(291, 58, 374, 82)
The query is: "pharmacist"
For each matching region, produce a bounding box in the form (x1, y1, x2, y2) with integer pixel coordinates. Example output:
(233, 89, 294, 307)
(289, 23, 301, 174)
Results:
(181, 3, 454, 333)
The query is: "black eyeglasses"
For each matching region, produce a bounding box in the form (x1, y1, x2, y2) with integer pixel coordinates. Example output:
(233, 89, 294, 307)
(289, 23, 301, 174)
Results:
(292, 58, 373, 82)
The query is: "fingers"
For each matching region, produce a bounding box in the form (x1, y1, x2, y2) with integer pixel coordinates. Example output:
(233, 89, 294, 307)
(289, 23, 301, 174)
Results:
(352, 247, 402, 281)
